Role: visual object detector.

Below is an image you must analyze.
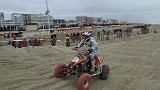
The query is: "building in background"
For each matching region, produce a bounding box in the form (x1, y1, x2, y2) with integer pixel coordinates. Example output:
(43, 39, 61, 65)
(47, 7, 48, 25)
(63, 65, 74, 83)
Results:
(120, 21, 128, 25)
(52, 19, 78, 28)
(1, 12, 131, 30)
(11, 13, 24, 26)
(0, 12, 5, 27)
(76, 16, 87, 26)
(1, 13, 54, 28)
(76, 16, 102, 26)
(86, 17, 93, 25)
(5, 20, 15, 26)
(30, 14, 53, 26)
(93, 18, 102, 25)
(107, 19, 119, 24)
(21, 14, 31, 25)
(53, 19, 65, 26)
(102, 20, 107, 25)
(21, 14, 53, 27)
(67, 20, 77, 26)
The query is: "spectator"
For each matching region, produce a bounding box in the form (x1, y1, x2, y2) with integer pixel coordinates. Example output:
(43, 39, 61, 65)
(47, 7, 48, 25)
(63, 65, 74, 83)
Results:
(34, 38, 39, 46)
(65, 34, 70, 47)
(75, 32, 79, 43)
(7, 33, 10, 38)
(3, 26, 6, 31)
(71, 33, 75, 42)
(107, 29, 111, 34)
(105, 29, 110, 39)
(102, 29, 105, 35)
(39, 38, 43, 46)
(97, 32, 100, 40)
(12, 34, 17, 40)
(0, 27, 2, 31)
(50, 34, 57, 46)
(22, 39, 28, 47)
(53, 33, 56, 38)
(3, 33, 7, 39)
(51, 34, 54, 39)
(18, 41, 22, 48)
(29, 38, 34, 46)
(78, 33, 82, 42)
(70, 33, 72, 39)
(68, 33, 71, 39)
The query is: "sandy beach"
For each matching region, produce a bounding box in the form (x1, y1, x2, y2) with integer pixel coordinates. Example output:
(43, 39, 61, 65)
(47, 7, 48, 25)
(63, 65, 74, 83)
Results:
(0, 25, 160, 90)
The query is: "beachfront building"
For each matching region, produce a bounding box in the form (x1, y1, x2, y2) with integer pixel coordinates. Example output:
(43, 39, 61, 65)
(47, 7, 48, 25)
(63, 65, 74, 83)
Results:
(5, 20, 19, 31)
(76, 16, 87, 26)
(107, 19, 119, 24)
(64, 20, 78, 27)
(67, 20, 77, 26)
(0, 12, 5, 27)
(120, 21, 128, 25)
(11, 13, 24, 26)
(76, 16, 102, 26)
(102, 20, 107, 25)
(5, 20, 15, 26)
(21, 14, 53, 27)
(93, 18, 102, 25)
(86, 17, 94, 25)
(31, 14, 53, 27)
(53, 19, 66, 26)
(67, 20, 76, 25)
(21, 14, 31, 25)
(53, 19, 77, 28)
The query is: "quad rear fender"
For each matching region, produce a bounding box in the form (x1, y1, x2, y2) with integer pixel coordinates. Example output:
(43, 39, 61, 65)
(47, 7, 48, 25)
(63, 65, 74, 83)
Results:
(95, 56, 104, 66)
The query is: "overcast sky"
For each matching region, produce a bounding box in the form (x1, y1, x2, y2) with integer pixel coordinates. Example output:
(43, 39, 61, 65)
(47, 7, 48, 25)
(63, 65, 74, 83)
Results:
(0, 0, 160, 24)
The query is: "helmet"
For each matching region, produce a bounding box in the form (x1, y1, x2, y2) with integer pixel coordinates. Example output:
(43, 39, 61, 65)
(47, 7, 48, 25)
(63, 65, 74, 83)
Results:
(82, 31, 91, 37)
(82, 31, 92, 41)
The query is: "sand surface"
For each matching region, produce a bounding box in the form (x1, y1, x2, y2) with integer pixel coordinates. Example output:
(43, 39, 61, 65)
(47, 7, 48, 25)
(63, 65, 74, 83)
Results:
(0, 25, 160, 90)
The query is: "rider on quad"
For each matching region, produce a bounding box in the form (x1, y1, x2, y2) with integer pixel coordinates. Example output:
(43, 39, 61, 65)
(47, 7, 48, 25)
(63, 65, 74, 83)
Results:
(75, 31, 98, 72)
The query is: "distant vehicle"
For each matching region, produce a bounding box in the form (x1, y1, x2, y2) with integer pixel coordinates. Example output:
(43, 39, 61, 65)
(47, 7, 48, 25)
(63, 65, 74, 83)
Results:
(141, 25, 149, 34)
(54, 26, 59, 28)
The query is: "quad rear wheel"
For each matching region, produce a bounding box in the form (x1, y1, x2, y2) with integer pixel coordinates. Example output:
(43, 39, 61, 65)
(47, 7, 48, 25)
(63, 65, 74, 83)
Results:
(99, 65, 109, 80)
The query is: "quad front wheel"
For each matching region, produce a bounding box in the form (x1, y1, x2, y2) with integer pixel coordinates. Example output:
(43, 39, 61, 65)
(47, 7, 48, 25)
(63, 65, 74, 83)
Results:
(78, 73, 92, 90)
(54, 64, 67, 78)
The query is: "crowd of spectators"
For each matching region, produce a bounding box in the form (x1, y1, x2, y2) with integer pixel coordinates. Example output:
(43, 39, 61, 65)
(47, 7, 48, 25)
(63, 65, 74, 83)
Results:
(0, 25, 25, 31)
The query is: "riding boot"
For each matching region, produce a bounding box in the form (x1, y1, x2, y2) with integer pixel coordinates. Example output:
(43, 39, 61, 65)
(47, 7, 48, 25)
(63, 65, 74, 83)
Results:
(90, 61, 95, 72)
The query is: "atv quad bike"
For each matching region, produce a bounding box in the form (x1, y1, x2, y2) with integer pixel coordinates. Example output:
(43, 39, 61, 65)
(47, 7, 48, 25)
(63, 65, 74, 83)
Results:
(54, 47, 109, 90)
